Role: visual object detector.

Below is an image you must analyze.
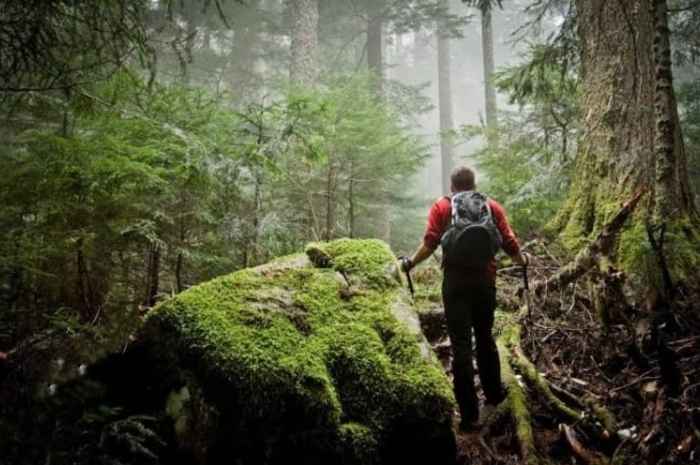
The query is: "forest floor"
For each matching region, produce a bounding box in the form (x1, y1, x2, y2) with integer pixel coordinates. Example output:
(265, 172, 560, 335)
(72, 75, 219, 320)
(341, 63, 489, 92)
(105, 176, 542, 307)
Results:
(414, 240, 700, 465)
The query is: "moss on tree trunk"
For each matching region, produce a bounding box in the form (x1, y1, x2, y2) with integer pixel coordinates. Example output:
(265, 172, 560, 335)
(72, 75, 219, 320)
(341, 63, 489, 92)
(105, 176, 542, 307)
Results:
(552, 0, 699, 289)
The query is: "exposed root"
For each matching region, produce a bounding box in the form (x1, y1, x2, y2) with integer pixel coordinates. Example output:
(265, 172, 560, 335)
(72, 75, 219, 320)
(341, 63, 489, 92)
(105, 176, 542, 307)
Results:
(508, 319, 617, 441)
(475, 302, 620, 465)
(495, 337, 542, 465)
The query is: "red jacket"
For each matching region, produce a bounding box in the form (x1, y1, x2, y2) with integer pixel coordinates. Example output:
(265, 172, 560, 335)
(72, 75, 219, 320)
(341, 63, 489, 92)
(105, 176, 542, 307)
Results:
(423, 195, 520, 283)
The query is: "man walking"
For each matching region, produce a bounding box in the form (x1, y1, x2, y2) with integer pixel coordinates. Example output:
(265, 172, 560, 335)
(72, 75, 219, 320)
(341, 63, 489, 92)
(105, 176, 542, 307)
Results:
(401, 166, 527, 430)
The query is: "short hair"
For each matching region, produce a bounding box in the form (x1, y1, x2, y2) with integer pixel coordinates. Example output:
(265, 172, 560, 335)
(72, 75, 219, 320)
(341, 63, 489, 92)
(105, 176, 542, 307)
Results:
(450, 166, 475, 192)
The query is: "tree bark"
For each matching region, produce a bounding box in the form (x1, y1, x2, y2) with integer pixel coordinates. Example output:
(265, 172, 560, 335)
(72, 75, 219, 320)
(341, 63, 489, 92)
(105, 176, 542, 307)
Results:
(650, 0, 694, 220)
(228, 1, 261, 95)
(144, 243, 160, 308)
(366, 1, 391, 242)
(348, 160, 356, 238)
(367, 1, 385, 97)
(175, 220, 185, 293)
(289, 0, 319, 86)
(555, 0, 696, 256)
(438, 0, 455, 195)
(324, 158, 336, 241)
(481, 5, 498, 134)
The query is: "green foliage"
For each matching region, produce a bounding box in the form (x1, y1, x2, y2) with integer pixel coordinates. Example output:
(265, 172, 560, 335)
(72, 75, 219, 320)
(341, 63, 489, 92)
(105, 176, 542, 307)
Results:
(1, 67, 426, 310)
(461, 112, 571, 237)
(677, 79, 700, 204)
(458, 42, 580, 237)
(618, 219, 700, 291)
(266, 73, 428, 244)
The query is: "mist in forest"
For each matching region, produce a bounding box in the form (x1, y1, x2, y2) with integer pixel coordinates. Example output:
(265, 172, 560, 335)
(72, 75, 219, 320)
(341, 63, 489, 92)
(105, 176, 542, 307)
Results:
(2, 1, 700, 464)
(164, 0, 561, 200)
(385, 0, 530, 198)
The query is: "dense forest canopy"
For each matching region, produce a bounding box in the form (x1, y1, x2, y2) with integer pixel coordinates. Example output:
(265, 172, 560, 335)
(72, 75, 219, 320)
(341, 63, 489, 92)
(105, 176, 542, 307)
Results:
(1, 0, 699, 464)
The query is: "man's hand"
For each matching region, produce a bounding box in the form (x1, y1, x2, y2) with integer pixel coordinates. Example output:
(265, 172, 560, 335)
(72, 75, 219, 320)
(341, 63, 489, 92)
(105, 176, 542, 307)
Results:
(399, 256, 413, 273)
(513, 251, 529, 267)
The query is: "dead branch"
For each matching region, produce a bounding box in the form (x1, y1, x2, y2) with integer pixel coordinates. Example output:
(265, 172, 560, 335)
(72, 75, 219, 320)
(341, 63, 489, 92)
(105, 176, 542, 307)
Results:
(560, 424, 608, 465)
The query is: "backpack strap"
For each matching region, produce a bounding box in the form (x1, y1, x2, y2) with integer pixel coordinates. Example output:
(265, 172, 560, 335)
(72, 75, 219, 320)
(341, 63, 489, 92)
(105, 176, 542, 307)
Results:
(484, 196, 494, 221)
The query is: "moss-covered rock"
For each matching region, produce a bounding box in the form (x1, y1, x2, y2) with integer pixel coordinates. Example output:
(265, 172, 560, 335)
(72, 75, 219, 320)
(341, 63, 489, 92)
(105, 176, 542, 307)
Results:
(131, 238, 455, 465)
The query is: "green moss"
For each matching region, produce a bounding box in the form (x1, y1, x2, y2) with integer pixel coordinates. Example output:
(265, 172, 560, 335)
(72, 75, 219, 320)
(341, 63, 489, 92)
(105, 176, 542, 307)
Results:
(558, 189, 594, 251)
(618, 218, 700, 291)
(305, 238, 401, 289)
(142, 238, 455, 463)
(338, 422, 380, 464)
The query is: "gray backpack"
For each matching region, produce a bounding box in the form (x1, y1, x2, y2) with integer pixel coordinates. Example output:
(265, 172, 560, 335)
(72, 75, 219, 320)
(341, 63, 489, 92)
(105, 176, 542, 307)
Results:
(440, 191, 502, 268)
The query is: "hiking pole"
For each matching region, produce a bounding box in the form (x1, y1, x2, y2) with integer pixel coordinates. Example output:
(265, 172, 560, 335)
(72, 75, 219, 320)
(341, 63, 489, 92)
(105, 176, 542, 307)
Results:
(405, 269, 415, 299)
(522, 254, 531, 319)
(398, 256, 415, 299)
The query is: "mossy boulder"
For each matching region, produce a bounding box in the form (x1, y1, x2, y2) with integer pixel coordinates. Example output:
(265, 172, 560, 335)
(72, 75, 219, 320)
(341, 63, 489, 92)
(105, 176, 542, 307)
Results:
(128, 238, 455, 465)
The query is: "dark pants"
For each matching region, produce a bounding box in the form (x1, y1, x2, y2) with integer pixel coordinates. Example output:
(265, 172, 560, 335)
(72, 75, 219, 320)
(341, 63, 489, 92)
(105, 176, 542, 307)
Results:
(442, 271, 504, 422)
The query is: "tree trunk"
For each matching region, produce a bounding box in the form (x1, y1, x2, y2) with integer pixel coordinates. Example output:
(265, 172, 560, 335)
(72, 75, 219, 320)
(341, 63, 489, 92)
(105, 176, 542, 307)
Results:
(650, 0, 694, 220)
(248, 170, 263, 267)
(367, 1, 391, 243)
(324, 158, 336, 241)
(481, 5, 497, 134)
(367, 2, 384, 97)
(348, 161, 355, 238)
(289, 0, 319, 86)
(144, 243, 160, 308)
(76, 241, 93, 321)
(228, 2, 261, 96)
(554, 0, 697, 284)
(437, 0, 455, 195)
(175, 220, 185, 293)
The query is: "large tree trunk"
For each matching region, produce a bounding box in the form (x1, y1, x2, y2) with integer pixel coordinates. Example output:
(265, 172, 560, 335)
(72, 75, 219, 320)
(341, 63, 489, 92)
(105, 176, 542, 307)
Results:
(437, 0, 455, 195)
(480, 5, 497, 134)
(144, 243, 160, 308)
(366, 1, 391, 242)
(367, 4, 384, 97)
(650, 0, 694, 220)
(228, 1, 261, 96)
(555, 0, 697, 284)
(289, 0, 319, 86)
(324, 157, 336, 241)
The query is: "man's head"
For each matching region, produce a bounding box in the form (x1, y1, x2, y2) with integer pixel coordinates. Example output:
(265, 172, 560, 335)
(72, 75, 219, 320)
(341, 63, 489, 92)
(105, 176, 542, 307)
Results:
(450, 166, 476, 193)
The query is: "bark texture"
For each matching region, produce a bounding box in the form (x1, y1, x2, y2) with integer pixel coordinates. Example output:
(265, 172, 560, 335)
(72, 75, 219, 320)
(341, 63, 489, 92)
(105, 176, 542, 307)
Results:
(556, 0, 695, 254)
(366, 2, 391, 242)
(480, 6, 497, 133)
(289, 0, 319, 86)
(438, 0, 455, 195)
(367, 3, 384, 97)
(650, 0, 692, 220)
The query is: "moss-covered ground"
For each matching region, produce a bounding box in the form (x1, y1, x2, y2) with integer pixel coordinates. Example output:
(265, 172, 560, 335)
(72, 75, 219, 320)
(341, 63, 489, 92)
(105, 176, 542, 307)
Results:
(141, 238, 456, 464)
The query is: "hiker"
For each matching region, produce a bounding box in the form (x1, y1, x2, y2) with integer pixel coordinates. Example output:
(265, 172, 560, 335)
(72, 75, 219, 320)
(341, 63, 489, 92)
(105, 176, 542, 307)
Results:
(401, 166, 527, 430)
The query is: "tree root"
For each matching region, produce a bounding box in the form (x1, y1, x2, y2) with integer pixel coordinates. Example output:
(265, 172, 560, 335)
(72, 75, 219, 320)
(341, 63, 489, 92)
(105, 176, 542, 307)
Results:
(477, 305, 618, 465)
(496, 338, 542, 465)
(507, 319, 617, 441)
